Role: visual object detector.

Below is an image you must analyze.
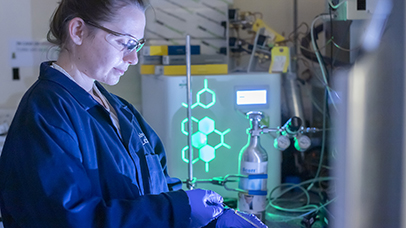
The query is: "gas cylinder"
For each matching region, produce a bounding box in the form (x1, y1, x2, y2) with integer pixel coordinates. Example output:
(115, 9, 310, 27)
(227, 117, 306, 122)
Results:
(238, 111, 268, 221)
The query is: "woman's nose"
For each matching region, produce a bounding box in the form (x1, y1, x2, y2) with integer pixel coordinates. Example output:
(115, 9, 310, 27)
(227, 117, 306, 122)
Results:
(124, 50, 139, 65)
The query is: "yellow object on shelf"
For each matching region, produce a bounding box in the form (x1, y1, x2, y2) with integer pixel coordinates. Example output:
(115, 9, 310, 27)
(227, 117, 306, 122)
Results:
(252, 18, 285, 43)
(140, 65, 155, 74)
(141, 64, 228, 75)
(269, 46, 290, 73)
(142, 45, 169, 56)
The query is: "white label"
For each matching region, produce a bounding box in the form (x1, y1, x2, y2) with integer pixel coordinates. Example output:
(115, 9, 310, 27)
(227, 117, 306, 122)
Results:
(240, 161, 267, 174)
(239, 161, 268, 191)
(9, 39, 56, 67)
(143, 46, 151, 56)
(162, 56, 169, 65)
(271, 56, 286, 72)
(154, 66, 164, 75)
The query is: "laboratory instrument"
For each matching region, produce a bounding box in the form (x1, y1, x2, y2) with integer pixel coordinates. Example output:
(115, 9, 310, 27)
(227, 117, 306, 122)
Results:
(141, 72, 282, 198)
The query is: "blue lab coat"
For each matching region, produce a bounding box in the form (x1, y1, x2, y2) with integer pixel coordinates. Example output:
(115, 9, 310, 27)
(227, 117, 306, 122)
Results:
(0, 62, 191, 228)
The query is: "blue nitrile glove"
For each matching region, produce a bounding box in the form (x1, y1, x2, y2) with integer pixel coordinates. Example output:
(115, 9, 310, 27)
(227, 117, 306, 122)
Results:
(215, 208, 268, 228)
(186, 189, 224, 228)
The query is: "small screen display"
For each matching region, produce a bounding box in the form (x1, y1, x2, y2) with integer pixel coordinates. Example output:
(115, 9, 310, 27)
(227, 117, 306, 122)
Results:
(236, 90, 267, 105)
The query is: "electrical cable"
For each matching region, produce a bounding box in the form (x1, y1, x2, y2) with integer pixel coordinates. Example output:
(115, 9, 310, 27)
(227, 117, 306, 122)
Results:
(305, 10, 338, 193)
(310, 15, 330, 87)
(330, 23, 354, 67)
(269, 177, 332, 203)
(267, 198, 336, 224)
(266, 15, 335, 218)
(300, 24, 348, 67)
(305, 76, 329, 192)
(300, 37, 333, 55)
(327, 0, 347, 9)
(287, 22, 310, 44)
(329, 8, 334, 72)
(310, 14, 340, 114)
(332, 40, 362, 52)
(265, 11, 342, 227)
(268, 177, 335, 218)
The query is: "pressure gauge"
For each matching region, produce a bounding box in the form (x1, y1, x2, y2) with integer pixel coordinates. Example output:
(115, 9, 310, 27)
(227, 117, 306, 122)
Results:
(294, 135, 311, 152)
(274, 135, 290, 151)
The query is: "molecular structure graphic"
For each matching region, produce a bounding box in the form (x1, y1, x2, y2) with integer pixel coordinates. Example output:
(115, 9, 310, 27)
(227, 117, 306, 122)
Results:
(181, 79, 231, 172)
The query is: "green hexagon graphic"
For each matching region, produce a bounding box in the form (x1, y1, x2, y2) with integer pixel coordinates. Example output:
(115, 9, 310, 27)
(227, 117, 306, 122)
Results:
(199, 116, 215, 134)
(181, 146, 201, 164)
(180, 79, 231, 173)
(181, 116, 199, 136)
(181, 79, 216, 110)
(195, 79, 216, 109)
(214, 129, 231, 149)
(199, 145, 215, 163)
(192, 131, 207, 149)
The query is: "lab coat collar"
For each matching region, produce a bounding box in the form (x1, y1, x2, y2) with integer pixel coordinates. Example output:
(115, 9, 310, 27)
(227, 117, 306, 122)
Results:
(39, 61, 134, 144)
(94, 81, 136, 148)
(39, 61, 98, 110)
(39, 61, 127, 111)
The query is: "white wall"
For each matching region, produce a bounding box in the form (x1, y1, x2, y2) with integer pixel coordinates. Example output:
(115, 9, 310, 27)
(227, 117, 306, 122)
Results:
(0, 0, 325, 110)
(0, 0, 58, 109)
(0, 0, 32, 109)
(0, 0, 142, 110)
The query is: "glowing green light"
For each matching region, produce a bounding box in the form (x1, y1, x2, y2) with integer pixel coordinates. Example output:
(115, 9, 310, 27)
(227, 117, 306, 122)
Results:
(213, 128, 231, 149)
(192, 132, 207, 149)
(200, 145, 216, 172)
(196, 79, 216, 109)
(182, 79, 216, 110)
(200, 145, 215, 163)
(181, 146, 189, 163)
(181, 146, 200, 164)
(180, 79, 231, 172)
(181, 116, 199, 136)
(199, 116, 215, 134)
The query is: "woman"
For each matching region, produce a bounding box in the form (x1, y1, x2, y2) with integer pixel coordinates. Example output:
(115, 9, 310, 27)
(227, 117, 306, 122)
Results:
(0, 0, 268, 227)
(0, 0, 223, 227)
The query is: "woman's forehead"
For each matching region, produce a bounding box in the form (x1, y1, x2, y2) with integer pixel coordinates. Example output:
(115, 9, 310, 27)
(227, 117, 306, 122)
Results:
(106, 6, 146, 38)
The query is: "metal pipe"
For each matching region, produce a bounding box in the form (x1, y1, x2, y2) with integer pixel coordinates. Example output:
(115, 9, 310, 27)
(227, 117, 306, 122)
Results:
(284, 72, 306, 126)
(186, 35, 194, 189)
(293, 0, 298, 72)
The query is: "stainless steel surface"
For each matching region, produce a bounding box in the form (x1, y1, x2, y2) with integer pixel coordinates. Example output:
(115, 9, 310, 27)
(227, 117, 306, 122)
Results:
(186, 35, 193, 189)
(332, 0, 405, 227)
(247, 27, 266, 73)
(240, 111, 268, 163)
(292, 0, 298, 73)
(284, 73, 306, 126)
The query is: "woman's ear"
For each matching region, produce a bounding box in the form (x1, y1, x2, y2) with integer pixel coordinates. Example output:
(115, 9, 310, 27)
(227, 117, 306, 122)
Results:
(68, 17, 86, 45)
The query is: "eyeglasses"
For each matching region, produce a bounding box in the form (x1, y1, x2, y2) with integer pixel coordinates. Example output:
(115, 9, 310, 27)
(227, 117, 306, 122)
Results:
(85, 20, 145, 55)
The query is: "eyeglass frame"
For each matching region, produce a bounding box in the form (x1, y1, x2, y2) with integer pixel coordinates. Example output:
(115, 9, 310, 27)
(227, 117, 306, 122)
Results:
(84, 20, 145, 54)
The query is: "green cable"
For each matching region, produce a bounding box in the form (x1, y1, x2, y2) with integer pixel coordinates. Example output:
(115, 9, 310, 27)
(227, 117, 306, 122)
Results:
(268, 177, 333, 213)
